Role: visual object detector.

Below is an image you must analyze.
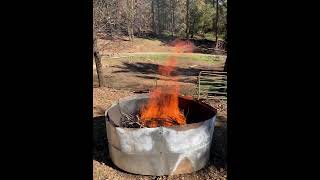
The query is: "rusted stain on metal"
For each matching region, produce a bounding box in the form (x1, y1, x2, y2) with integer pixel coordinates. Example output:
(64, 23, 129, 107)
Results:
(172, 157, 194, 175)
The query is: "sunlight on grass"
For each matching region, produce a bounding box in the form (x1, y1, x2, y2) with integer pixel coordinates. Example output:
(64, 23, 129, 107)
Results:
(204, 33, 224, 41)
(125, 54, 222, 64)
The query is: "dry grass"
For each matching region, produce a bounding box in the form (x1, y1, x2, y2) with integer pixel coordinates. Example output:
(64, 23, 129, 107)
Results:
(97, 37, 173, 56)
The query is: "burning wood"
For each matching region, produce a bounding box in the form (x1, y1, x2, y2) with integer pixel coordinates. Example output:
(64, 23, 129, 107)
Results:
(120, 112, 144, 128)
(141, 117, 181, 127)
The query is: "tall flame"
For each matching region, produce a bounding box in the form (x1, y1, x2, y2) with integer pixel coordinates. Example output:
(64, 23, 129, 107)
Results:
(139, 40, 194, 127)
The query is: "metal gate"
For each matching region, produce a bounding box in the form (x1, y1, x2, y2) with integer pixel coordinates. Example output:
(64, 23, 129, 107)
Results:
(197, 71, 227, 101)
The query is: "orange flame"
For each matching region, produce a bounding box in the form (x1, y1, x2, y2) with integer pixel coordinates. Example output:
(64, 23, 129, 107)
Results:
(139, 40, 194, 127)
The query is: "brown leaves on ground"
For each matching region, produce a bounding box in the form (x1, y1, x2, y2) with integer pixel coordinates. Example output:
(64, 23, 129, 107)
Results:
(93, 87, 133, 117)
(205, 98, 227, 120)
(93, 160, 226, 180)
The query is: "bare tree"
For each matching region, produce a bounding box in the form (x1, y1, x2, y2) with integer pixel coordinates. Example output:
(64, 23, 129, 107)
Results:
(93, 0, 226, 41)
(93, 30, 106, 87)
(152, 0, 156, 34)
(170, 0, 176, 36)
(156, 0, 160, 34)
(185, 0, 190, 39)
(215, 0, 219, 48)
(134, 0, 153, 37)
(125, 0, 135, 41)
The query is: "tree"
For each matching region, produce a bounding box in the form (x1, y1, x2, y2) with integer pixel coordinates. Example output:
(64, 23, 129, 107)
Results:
(93, 31, 106, 87)
(125, 0, 135, 41)
(189, 0, 201, 38)
(219, 0, 227, 40)
(152, 0, 156, 34)
(198, 3, 214, 34)
(156, 0, 161, 34)
(214, 0, 219, 48)
(186, 0, 190, 39)
(170, 0, 176, 36)
(93, 0, 226, 42)
(186, 0, 214, 38)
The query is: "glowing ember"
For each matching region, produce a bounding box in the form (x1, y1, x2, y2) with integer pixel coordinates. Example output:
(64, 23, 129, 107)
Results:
(139, 40, 194, 127)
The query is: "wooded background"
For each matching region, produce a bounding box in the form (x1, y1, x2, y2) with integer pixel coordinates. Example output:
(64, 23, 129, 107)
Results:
(93, 0, 227, 41)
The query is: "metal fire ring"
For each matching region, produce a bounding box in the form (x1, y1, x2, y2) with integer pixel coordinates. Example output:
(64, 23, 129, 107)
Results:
(105, 94, 217, 176)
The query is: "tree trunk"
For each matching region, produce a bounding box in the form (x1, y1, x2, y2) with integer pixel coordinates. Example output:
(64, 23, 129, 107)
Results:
(126, 0, 134, 41)
(171, 0, 175, 37)
(191, 18, 195, 38)
(131, 26, 134, 41)
(186, 0, 190, 39)
(130, 0, 134, 41)
(156, 0, 160, 34)
(93, 31, 106, 87)
(152, 0, 156, 34)
(127, 23, 132, 41)
(215, 0, 219, 48)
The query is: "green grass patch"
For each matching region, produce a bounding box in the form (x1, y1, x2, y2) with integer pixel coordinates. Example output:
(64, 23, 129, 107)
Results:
(190, 33, 225, 41)
(204, 33, 224, 41)
(125, 54, 221, 64)
(161, 31, 173, 37)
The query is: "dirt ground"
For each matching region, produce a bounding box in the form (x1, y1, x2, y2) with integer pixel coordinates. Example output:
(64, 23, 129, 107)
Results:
(93, 88, 227, 180)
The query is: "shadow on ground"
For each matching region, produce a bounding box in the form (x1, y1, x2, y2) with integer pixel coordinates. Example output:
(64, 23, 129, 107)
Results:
(93, 115, 227, 172)
(114, 61, 221, 78)
(111, 62, 223, 85)
(93, 116, 127, 173)
(113, 62, 214, 76)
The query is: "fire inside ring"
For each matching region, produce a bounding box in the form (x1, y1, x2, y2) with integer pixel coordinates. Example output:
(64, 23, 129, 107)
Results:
(105, 94, 217, 176)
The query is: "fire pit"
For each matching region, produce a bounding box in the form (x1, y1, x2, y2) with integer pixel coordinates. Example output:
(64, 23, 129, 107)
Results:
(105, 94, 217, 176)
